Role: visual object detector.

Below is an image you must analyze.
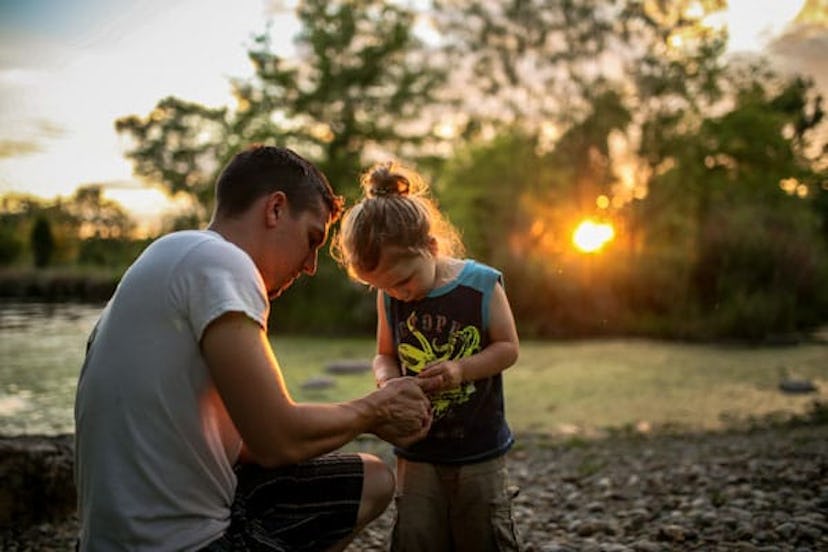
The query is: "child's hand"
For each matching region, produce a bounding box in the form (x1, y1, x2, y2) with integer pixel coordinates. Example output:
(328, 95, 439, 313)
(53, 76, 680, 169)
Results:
(418, 361, 463, 393)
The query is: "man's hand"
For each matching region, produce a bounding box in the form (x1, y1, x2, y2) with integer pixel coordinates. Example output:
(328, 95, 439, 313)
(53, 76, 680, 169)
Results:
(369, 377, 432, 447)
(417, 360, 463, 394)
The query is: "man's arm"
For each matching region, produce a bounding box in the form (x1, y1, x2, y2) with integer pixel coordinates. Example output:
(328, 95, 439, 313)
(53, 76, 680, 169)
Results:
(202, 312, 431, 467)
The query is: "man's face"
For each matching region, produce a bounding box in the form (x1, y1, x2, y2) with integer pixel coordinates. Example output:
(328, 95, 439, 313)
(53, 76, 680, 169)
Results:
(267, 202, 330, 300)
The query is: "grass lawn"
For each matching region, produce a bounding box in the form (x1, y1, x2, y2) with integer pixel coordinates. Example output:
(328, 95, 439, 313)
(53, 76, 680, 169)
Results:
(271, 336, 828, 437)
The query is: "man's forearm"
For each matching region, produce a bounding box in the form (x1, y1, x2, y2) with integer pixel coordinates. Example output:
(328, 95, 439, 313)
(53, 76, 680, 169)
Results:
(245, 380, 429, 467)
(246, 399, 378, 467)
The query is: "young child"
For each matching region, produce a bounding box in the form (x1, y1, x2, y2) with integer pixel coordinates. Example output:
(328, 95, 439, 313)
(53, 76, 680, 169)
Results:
(332, 161, 522, 551)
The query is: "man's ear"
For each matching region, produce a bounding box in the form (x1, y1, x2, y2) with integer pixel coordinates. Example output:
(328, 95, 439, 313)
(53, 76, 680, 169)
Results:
(266, 192, 288, 226)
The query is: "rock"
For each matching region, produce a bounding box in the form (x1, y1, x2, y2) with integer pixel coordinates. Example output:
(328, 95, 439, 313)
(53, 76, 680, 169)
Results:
(324, 360, 372, 375)
(0, 434, 75, 528)
(778, 379, 818, 394)
(656, 523, 693, 542)
(775, 522, 796, 539)
(300, 376, 337, 390)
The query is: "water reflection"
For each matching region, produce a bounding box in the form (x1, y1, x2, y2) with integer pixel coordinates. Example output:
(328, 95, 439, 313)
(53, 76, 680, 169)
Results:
(0, 301, 104, 435)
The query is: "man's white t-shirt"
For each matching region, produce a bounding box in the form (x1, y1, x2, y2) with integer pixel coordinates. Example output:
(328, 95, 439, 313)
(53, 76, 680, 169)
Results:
(74, 230, 270, 551)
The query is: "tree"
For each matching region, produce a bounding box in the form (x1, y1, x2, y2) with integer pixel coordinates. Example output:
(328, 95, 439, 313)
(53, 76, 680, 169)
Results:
(0, 226, 23, 265)
(30, 216, 55, 268)
(635, 69, 828, 338)
(115, 99, 231, 223)
(429, 0, 727, 143)
(116, 0, 446, 219)
(0, 194, 36, 266)
(429, 0, 828, 338)
(67, 185, 135, 239)
(114, 0, 452, 334)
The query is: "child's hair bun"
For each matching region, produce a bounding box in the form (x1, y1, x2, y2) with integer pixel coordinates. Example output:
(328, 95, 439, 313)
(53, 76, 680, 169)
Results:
(367, 173, 409, 198)
(362, 161, 420, 199)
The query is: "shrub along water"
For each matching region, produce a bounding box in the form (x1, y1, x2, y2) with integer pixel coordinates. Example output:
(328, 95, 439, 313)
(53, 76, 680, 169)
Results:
(0, 267, 119, 303)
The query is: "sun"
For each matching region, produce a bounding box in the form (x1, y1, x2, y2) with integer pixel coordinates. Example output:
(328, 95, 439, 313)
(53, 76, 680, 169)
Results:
(572, 220, 615, 253)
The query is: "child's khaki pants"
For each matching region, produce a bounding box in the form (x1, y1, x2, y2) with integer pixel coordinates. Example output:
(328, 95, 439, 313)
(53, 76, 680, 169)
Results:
(391, 455, 522, 552)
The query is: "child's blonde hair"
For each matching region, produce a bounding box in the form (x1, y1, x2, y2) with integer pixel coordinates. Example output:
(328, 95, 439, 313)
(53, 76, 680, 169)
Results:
(332, 161, 465, 282)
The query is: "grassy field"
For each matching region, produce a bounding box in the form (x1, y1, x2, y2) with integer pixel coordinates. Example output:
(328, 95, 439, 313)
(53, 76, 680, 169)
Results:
(272, 336, 828, 437)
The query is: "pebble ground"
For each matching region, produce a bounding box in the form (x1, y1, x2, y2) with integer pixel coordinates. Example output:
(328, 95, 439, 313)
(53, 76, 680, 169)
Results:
(4, 420, 826, 551)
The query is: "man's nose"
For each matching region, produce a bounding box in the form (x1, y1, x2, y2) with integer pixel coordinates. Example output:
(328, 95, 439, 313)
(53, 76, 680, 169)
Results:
(303, 252, 318, 275)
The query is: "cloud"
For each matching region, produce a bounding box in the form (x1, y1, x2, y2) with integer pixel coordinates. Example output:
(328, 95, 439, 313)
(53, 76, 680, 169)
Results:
(0, 139, 42, 159)
(34, 119, 66, 140)
(769, 22, 828, 95)
(770, 23, 828, 60)
(0, 118, 66, 159)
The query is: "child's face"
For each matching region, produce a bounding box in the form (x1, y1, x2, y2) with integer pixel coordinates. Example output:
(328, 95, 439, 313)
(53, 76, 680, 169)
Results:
(357, 247, 437, 302)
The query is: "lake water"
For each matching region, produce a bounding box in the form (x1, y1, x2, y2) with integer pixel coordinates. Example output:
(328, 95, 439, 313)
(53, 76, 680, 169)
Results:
(0, 301, 104, 435)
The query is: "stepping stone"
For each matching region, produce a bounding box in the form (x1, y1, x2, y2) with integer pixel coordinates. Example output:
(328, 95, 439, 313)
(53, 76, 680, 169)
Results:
(325, 360, 372, 375)
(778, 379, 817, 394)
(301, 376, 336, 390)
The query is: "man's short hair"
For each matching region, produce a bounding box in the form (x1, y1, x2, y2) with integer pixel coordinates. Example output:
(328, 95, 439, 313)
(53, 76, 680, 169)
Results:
(214, 145, 343, 221)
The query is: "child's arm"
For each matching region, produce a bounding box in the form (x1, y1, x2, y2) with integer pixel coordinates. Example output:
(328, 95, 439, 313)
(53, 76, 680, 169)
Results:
(418, 281, 519, 393)
(372, 290, 402, 387)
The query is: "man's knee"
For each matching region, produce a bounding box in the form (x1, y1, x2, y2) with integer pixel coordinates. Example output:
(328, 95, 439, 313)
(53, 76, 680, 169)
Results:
(357, 453, 395, 525)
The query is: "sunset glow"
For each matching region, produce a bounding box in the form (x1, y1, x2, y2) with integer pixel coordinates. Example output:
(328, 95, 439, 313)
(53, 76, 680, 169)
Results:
(572, 220, 615, 253)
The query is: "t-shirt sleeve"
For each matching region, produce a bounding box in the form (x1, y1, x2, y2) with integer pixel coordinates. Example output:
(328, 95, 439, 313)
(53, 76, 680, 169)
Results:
(465, 261, 503, 332)
(171, 238, 270, 341)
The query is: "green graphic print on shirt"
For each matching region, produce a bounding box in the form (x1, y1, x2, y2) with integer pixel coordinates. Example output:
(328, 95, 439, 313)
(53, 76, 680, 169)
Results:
(398, 311, 481, 419)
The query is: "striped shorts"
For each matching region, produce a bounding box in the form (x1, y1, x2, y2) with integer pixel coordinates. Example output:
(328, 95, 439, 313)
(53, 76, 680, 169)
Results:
(203, 453, 364, 552)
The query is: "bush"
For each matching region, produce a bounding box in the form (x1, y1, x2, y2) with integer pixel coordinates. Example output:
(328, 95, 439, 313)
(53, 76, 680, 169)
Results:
(0, 229, 23, 265)
(268, 254, 376, 336)
(693, 202, 828, 339)
(30, 217, 55, 268)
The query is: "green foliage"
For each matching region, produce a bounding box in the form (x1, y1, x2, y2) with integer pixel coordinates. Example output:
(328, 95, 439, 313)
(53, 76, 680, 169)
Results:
(0, 191, 229, 301)
(267, 253, 376, 336)
(115, 98, 231, 221)
(1, 194, 43, 266)
(693, 202, 828, 339)
(435, 53, 827, 340)
(0, 189, 147, 272)
(78, 237, 151, 269)
(116, 0, 445, 212)
(0, 267, 119, 302)
(436, 131, 540, 262)
(637, 68, 828, 338)
(66, 186, 136, 239)
(0, 225, 23, 265)
(432, 0, 726, 144)
(30, 216, 55, 268)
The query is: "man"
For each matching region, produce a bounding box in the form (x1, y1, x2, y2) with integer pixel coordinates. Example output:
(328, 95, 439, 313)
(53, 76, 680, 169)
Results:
(74, 145, 433, 551)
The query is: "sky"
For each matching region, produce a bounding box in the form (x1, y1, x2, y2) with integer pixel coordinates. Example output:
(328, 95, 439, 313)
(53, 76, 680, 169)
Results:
(0, 0, 825, 233)
(0, 0, 297, 231)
